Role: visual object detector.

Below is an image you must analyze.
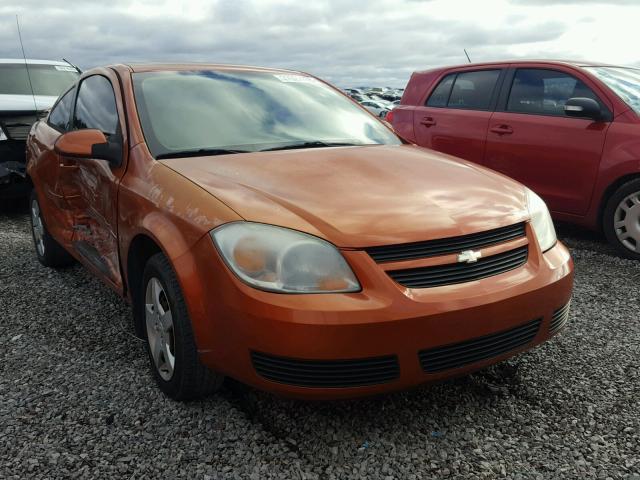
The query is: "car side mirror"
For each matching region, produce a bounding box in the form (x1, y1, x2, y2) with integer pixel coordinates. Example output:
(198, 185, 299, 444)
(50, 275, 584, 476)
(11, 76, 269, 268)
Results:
(54, 129, 122, 167)
(564, 97, 605, 121)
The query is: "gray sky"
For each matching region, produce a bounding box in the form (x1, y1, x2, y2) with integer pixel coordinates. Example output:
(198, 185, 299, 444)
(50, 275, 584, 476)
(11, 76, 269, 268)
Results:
(0, 0, 638, 87)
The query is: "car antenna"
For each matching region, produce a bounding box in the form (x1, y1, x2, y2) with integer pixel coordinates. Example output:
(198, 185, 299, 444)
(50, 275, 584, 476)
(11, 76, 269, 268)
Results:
(464, 49, 472, 63)
(15, 15, 39, 113)
(62, 58, 82, 74)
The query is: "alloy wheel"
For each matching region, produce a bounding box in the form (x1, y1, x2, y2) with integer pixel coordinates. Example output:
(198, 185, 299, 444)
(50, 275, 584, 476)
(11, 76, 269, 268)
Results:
(145, 277, 176, 381)
(31, 199, 45, 257)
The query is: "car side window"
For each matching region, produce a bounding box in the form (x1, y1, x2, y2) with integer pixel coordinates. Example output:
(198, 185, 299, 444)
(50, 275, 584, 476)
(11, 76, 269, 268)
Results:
(446, 70, 501, 110)
(73, 75, 119, 136)
(48, 88, 75, 132)
(426, 73, 455, 107)
(507, 68, 602, 116)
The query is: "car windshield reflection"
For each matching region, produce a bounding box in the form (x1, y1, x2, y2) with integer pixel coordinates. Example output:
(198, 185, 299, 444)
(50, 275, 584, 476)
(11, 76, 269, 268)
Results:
(132, 70, 400, 159)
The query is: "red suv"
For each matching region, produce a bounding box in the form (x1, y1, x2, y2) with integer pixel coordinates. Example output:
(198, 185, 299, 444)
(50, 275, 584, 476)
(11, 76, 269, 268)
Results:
(391, 61, 640, 260)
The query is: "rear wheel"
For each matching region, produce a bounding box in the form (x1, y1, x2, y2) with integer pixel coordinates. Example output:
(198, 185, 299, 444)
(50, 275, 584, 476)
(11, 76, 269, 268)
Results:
(30, 190, 74, 268)
(603, 179, 640, 260)
(141, 252, 224, 400)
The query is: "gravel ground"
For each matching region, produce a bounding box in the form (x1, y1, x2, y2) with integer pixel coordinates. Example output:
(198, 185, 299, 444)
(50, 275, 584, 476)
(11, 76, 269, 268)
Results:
(1, 203, 639, 479)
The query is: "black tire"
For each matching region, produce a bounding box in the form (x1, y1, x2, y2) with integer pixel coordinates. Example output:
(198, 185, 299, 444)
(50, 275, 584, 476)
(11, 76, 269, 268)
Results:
(29, 189, 74, 268)
(141, 252, 224, 400)
(603, 178, 640, 261)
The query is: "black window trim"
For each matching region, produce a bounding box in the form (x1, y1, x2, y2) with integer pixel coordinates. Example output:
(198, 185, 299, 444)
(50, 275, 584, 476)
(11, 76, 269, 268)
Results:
(424, 68, 507, 112)
(109, 66, 130, 151)
(71, 73, 122, 137)
(496, 66, 613, 121)
(424, 72, 456, 108)
(46, 85, 76, 133)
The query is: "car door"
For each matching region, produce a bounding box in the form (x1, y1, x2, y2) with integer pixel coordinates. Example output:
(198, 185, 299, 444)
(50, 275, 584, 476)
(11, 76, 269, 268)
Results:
(412, 68, 505, 164)
(34, 86, 76, 243)
(55, 72, 128, 292)
(484, 66, 612, 216)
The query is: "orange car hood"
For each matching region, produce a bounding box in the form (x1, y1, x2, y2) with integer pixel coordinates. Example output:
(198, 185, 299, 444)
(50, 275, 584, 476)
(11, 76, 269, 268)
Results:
(161, 145, 528, 248)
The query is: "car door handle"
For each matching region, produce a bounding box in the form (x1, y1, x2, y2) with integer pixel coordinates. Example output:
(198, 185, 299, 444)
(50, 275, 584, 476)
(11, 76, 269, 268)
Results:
(59, 161, 79, 170)
(420, 117, 436, 127)
(59, 154, 79, 167)
(490, 125, 513, 135)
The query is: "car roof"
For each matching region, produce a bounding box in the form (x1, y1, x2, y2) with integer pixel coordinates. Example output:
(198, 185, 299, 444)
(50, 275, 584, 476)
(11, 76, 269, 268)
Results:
(0, 58, 70, 66)
(413, 59, 628, 75)
(119, 63, 305, 75)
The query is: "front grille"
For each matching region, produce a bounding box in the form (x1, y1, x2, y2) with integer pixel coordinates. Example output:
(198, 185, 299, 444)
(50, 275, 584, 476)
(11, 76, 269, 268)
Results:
(419, 318, 541, 373)
(388, 245, 528, 288)
(0, 114, 37, 141)
(251, 351, 400, 388)
(4, 124, 31, 140)
(365, 222, 526, 263)
(550, 302, 571, 334)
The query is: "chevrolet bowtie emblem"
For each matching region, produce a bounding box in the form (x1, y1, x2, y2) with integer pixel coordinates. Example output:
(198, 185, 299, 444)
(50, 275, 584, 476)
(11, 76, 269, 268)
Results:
(458, 250, 482, 264)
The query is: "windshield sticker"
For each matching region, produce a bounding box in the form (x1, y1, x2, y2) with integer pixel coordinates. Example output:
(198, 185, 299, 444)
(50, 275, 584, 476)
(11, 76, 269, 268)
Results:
(54, 66, 77, 72)
(274, 74, 321, 84)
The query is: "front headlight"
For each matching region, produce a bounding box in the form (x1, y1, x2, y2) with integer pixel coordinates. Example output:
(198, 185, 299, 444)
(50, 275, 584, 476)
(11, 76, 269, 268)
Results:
(0, 127, 7, 141)
(211, 222, 361, 293)
(525, 188, 557, 252)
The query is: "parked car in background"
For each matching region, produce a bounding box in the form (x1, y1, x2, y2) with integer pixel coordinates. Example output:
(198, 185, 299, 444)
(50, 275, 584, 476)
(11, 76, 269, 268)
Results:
(27, 63, 572, 401)
(345, 87, 403, 117)
(392, 60, 640, 260)
(0, 59, 80, 198)
(369, 95, 396, 109)
(361, 100, 389, 117)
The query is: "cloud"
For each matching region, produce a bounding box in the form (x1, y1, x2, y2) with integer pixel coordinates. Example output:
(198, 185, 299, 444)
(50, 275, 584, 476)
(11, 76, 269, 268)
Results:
(509, 0, 637, 4)
(0, 0, 638, 87)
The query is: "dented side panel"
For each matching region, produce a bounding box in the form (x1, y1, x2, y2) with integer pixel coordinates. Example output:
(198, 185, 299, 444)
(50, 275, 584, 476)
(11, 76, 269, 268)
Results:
(26, 121, 76, 243)
(47, 68, 131, 293)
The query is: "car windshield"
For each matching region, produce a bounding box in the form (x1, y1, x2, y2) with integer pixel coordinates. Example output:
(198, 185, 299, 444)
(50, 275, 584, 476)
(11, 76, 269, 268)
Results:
(132, 70, 401, 158)
(584, 66, 640, 114)
(0, 64, 79, 97)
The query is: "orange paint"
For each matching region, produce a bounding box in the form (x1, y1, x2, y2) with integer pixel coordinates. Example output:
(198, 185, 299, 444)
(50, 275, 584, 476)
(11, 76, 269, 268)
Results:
(27, 64, 574, 399)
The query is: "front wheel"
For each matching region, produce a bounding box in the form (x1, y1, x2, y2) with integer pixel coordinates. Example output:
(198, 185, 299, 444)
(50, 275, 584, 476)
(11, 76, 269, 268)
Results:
(603, 179, 640, 261)
(141, 252, 224, 400)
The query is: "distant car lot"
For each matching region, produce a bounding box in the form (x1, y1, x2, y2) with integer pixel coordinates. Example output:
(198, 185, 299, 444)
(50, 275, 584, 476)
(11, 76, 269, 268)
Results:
(343, 86, 403, 117)
(1, 206, 638, 479)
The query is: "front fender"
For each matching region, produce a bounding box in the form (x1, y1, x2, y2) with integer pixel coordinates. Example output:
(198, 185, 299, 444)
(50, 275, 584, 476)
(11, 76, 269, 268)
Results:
(117, 147, 241, 298)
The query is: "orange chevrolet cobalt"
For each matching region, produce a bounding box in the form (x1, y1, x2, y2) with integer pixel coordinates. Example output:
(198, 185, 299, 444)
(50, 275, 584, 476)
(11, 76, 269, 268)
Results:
(26, 64, 573, 400)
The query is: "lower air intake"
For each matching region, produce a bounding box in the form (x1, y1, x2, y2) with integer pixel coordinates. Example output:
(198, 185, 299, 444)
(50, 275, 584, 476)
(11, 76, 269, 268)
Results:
(550, 302, 571, 334)
(251, 351, 400, 388)
(419, 318, 541, 373)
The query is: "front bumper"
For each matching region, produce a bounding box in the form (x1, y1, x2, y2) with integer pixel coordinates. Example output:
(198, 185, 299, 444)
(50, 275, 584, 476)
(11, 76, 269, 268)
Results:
(0, 140, 29, 198)
(178, 225, 574, 400)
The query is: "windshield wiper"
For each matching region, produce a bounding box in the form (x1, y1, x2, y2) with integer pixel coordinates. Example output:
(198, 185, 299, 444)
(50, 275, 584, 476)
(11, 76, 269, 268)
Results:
(156, 148, 250, 160)
(259, 141, 362, 152)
